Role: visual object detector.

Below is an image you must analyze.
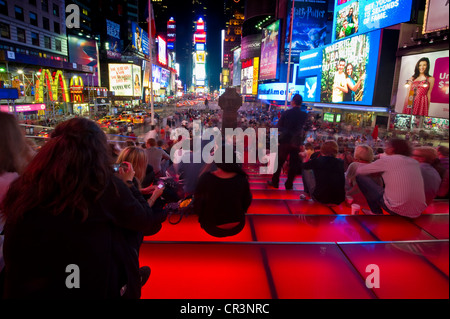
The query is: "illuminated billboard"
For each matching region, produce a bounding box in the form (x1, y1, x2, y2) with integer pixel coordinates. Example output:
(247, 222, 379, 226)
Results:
(321, 30, 381, 105)
(423, 0, 449, 34)
(108, 64, 142, 97)
(394, 50, 449, 119)
(194, 18, 206, 44)
(158, 36, 167, 66)
(68, 35, 99, 86)
(260, 20, 280, 81)
(285, 0, 328, 61)
(332, 0, 413, 42)
(241, 58, 259, 96)
(232, 48, 241, 86)
(132, 22, 149, 56)
(167, 17, 176, 50)
(106, 19, 121, 59)
(258, 83, 304, 101)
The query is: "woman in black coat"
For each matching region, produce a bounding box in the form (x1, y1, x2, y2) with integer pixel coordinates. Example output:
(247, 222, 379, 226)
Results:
(2, 118, 162, 299)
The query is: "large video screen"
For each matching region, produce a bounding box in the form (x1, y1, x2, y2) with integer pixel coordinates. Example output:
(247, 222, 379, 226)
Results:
(394, 50, 449, 119)
(260, 20, 280, 81)
(284, 0, 328, 61)
(320, 30, 381, 105)
(332, 0, 413, 42)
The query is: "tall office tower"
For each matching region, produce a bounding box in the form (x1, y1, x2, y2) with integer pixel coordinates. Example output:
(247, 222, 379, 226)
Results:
(223, 11, 244, 70)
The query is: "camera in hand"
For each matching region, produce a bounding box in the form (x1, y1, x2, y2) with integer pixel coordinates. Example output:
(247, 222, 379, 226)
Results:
(112, 163, 127, 172)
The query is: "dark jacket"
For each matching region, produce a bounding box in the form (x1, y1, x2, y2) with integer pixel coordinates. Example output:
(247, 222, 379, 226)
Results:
(303, 156, 346, 205)
(2, 175, 161, 299)
(277, 107, 307, 146)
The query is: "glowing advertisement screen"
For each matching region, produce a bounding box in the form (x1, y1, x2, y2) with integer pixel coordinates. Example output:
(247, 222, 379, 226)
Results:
(423, 0, 449, 33)
(132, 22, 149, 56)
(320, 30, 381, 105)
(106, 19, 121, 59)
(233, 48, 241, 86)
(258, 82, 304, 101)
(333, 0, 413, 42)
(260, 20, 280, 81)
(297, 47, 323, 102)
(158, 36, 167, 66)
(108, 64, 141, 97)
(240, 58, 260, 96)
(394, 50, 449, 119)
(285, 0, 328, 61)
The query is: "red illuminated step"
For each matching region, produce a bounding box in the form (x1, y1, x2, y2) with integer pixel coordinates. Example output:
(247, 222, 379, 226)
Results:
(250, 215, 377, 243)
(338, 241, 449, 299)
(247, 199, 291, 214)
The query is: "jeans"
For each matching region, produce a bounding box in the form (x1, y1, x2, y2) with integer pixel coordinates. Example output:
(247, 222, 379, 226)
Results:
(355, 175, 397, 215)
(271, 143, 300, 188)
(302, 169, 315, 196)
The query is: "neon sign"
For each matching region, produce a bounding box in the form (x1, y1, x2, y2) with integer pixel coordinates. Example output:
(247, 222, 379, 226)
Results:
(35, 69, 70, 103)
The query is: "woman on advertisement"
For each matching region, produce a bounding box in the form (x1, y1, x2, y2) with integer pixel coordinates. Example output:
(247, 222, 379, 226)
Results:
(402, 57, 435, 116)
(343, 63, 365, 102)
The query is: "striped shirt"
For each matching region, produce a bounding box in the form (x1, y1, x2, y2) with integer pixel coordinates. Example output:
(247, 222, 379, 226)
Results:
(356, 154, 427, 218)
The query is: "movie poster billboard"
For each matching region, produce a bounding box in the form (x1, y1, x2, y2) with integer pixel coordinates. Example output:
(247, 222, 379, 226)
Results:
(395, 50, 449, 119)
(260, 20, 280, 81)
(68, 35, 100, 86)
(285, 0, 328, 61)
(108, 64, 141, 97)
(106, 19, 121, 59)
(320, 30, 381, 105)
(332, 0, 413, 42)
(132, 22, 149, 56)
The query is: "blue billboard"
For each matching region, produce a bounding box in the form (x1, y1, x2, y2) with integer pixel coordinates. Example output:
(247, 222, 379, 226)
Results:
(297, 47, 323, 102)
(296, 30, 382, 105)
(132, 22, 149, 56)
(332, 0, 413, 42)
(321, 30, 381, 105)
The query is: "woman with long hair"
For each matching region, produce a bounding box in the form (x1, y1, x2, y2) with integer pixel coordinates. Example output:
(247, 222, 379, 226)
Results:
(116, 146, 162, 205)
(194, 145, 252, 238)
(343, 63, 365, 102)
(2, 117, 161, 299)
(402, 57, 435, 116)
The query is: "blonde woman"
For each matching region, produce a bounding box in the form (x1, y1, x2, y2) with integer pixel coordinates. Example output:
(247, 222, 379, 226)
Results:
(345, 144, 383, 207)
(116, 146, 162, 207)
